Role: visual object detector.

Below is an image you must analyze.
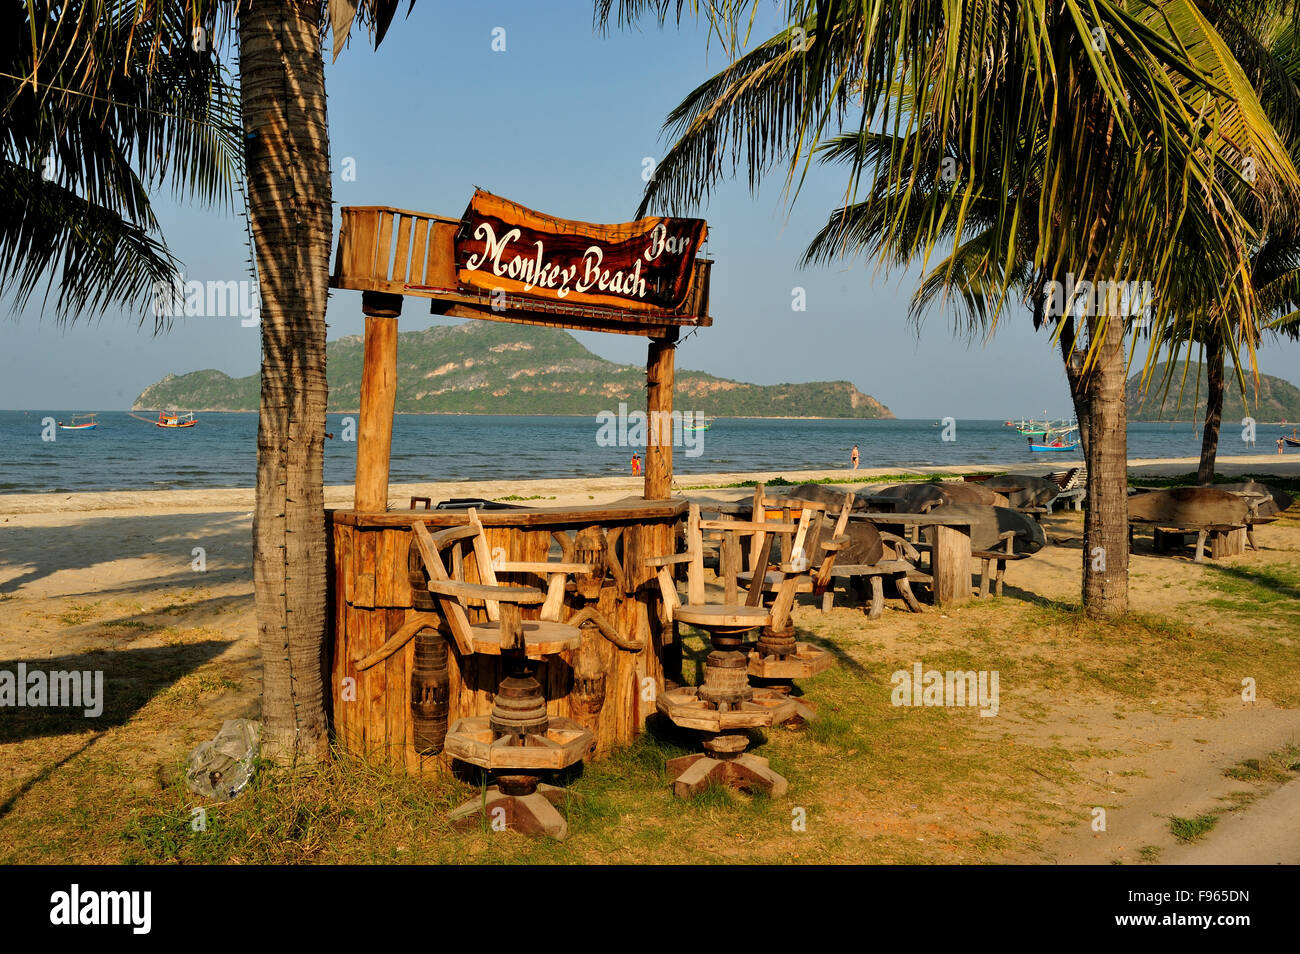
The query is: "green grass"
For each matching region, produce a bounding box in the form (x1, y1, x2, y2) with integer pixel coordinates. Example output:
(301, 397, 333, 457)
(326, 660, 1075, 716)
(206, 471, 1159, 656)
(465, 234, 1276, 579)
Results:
(679, 471, 1002, 490)
(57, 603, 99, 626)
(1169, 812, 1220, 843)
(1223, 745, 1300, 784)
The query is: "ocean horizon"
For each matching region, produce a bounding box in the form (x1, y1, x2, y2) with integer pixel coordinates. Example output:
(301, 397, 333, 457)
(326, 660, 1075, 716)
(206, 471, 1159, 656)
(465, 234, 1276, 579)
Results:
(2, 410, 1289, 495)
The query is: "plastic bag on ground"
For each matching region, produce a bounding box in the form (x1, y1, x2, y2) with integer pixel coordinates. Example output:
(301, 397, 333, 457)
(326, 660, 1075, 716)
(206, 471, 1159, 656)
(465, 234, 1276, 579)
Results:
(185, 718, 260, 801)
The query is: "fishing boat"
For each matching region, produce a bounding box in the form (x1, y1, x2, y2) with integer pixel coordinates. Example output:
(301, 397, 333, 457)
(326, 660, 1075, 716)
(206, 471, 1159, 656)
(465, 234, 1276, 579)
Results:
(131, 410, 198, 428)
(156, 410, 197, 428)
(683, 416, 712, 432)
(56, 413, 98, 430)
(1015, 411, 1053, 437)
(1028, 422, 1080, 452)
(1285, 427, 1300, 448)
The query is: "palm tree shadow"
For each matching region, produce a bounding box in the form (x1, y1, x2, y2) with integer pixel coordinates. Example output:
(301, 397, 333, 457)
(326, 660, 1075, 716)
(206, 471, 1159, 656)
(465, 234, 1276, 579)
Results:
(0, 511, 251, 596)
(0, 732, 103, 821)
(0, 640, 232, 746)
(1204, 563, 1300, 601)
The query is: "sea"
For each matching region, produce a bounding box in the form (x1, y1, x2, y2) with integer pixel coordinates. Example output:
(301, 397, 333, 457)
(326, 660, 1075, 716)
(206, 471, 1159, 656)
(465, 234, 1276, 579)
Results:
(0, 411, 1289, 495)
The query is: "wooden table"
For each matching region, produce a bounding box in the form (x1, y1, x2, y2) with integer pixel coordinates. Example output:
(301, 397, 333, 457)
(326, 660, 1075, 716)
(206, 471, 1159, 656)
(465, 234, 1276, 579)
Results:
(850, 512, 974, 606)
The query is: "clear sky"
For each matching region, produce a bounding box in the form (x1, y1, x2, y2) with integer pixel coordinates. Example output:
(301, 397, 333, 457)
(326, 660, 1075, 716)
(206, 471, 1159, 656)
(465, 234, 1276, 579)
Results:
(2, 1, 1296, 418)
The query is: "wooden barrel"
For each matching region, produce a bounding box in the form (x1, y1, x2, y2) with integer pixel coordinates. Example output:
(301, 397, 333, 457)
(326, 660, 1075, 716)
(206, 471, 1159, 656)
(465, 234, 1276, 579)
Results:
(329, 498, 686, 773)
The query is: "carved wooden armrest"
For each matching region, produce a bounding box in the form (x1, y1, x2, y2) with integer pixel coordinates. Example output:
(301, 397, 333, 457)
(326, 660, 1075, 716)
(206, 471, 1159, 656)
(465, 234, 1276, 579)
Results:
(699, 519, 798, 533)
(424, 580, 545, 603)
(644, 553, 693, 567)
(494, 561, 595, 575)
(819, 534, 850, 552)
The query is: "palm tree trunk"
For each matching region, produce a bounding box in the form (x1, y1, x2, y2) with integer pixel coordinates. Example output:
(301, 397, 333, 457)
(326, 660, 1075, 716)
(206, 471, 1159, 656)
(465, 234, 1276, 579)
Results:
(1082, 316, 1129, 617)
(241, 0, 332, 764)
(1058, 315, 1091, 460)
(1197, 334, 1225, 485)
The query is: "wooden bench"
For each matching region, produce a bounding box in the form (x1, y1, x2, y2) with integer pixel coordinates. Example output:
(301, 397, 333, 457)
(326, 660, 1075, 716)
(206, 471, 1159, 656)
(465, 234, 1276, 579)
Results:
(971, 530, 1031, 597)
(1147, 524, 1247, 562)
(825, 533, 929, 618)
(1128, 487, 1250, 562)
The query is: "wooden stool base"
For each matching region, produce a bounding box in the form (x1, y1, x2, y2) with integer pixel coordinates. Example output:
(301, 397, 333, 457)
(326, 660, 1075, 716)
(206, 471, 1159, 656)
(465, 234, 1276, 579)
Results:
(747, 643, 833, 680)
(448, 783, 573, 840)
(656, 685, 796, 731)
(750, 683, 817, 724)
(665, 752, 788, 798)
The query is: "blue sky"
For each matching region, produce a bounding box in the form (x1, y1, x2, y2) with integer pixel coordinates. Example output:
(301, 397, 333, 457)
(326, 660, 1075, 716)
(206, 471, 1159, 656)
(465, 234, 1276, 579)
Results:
(2, 1, 1296, 418)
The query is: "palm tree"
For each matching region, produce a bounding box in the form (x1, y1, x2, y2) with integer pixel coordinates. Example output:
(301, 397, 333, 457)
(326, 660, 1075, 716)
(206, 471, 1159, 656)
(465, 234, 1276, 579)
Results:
(1140, 8, 1300, 484)
(242, 0, 409, 764)
(600, 0, 1300, 617)
(2, 1, 240, 321)
(17, 0, 412, 765)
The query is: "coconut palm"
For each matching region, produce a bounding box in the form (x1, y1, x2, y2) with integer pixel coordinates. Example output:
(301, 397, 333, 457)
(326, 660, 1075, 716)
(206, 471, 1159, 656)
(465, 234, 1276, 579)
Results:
(2, 1, 240, 321)
(600, 0, 1300, 617)
(242, 0, 410, 764)
(1138, 8, 1300, 484)
(18, 0, 413, 765)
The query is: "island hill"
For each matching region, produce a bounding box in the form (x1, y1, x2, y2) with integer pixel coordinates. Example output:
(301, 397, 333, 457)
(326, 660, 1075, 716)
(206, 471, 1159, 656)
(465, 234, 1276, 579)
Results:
(1126, 361, 1300, 422)
(134, 321, 895, 418)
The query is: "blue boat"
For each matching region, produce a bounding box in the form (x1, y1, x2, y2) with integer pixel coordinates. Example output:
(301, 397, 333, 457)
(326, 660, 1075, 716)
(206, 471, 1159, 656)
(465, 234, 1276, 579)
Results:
(1028, 421, 1080, 452)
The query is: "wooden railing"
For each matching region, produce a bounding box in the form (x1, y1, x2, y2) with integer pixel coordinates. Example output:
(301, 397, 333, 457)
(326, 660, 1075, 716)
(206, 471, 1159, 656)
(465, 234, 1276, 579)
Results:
(331, 206, 460, 296)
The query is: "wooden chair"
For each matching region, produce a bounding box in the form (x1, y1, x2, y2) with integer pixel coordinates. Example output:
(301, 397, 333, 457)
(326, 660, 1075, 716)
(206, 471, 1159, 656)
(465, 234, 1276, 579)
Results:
(732, 489, 854, 611)
(728, 490, 851, 694)
(1048, 466, 1087, 511)
(407, 511, 595, 839)
(643, 493, 808, 797)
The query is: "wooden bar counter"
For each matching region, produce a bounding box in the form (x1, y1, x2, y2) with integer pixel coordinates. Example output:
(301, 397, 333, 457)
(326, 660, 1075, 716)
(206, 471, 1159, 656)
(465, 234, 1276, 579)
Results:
(330, 498, 686, 772)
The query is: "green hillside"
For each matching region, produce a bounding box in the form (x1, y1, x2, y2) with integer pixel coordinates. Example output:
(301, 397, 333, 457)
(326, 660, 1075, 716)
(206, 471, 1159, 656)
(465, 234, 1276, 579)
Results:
(1127, 361, 1300, 422)
(134, 321, 895, 418)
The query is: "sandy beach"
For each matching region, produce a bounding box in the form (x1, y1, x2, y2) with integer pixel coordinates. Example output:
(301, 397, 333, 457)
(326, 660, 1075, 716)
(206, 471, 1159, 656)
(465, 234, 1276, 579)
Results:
(2, 452, 1296, 516)
(1, 454, 1297, 863)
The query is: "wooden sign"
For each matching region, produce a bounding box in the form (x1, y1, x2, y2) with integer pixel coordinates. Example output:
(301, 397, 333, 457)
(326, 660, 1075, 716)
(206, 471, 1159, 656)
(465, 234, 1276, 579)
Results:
(455, 189, 707, 314)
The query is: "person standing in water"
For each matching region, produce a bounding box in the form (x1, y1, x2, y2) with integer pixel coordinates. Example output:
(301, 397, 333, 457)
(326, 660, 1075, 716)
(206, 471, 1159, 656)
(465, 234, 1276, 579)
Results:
(631, 452, 642, 475)
(851, 444, 860, 469)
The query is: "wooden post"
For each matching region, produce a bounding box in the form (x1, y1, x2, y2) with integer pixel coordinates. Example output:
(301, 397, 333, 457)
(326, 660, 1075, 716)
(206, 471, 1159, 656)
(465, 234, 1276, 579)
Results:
(645, 330, 678, 499)
(354, 291, 403, 512)
(930, 524, 973, 606)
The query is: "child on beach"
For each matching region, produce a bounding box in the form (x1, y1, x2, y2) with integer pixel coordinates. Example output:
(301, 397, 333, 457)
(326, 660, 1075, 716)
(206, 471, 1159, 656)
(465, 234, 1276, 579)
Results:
(851, 444, 860, 470)
(631, 453, 642, 475)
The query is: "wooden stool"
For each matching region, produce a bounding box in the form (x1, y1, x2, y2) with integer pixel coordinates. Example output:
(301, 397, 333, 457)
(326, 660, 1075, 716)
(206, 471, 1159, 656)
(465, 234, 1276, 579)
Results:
(738, 490, 853, 720)
(409, 517, 595, 839)
(657, 606, 795, 797)
(647, 495, 808, 793)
